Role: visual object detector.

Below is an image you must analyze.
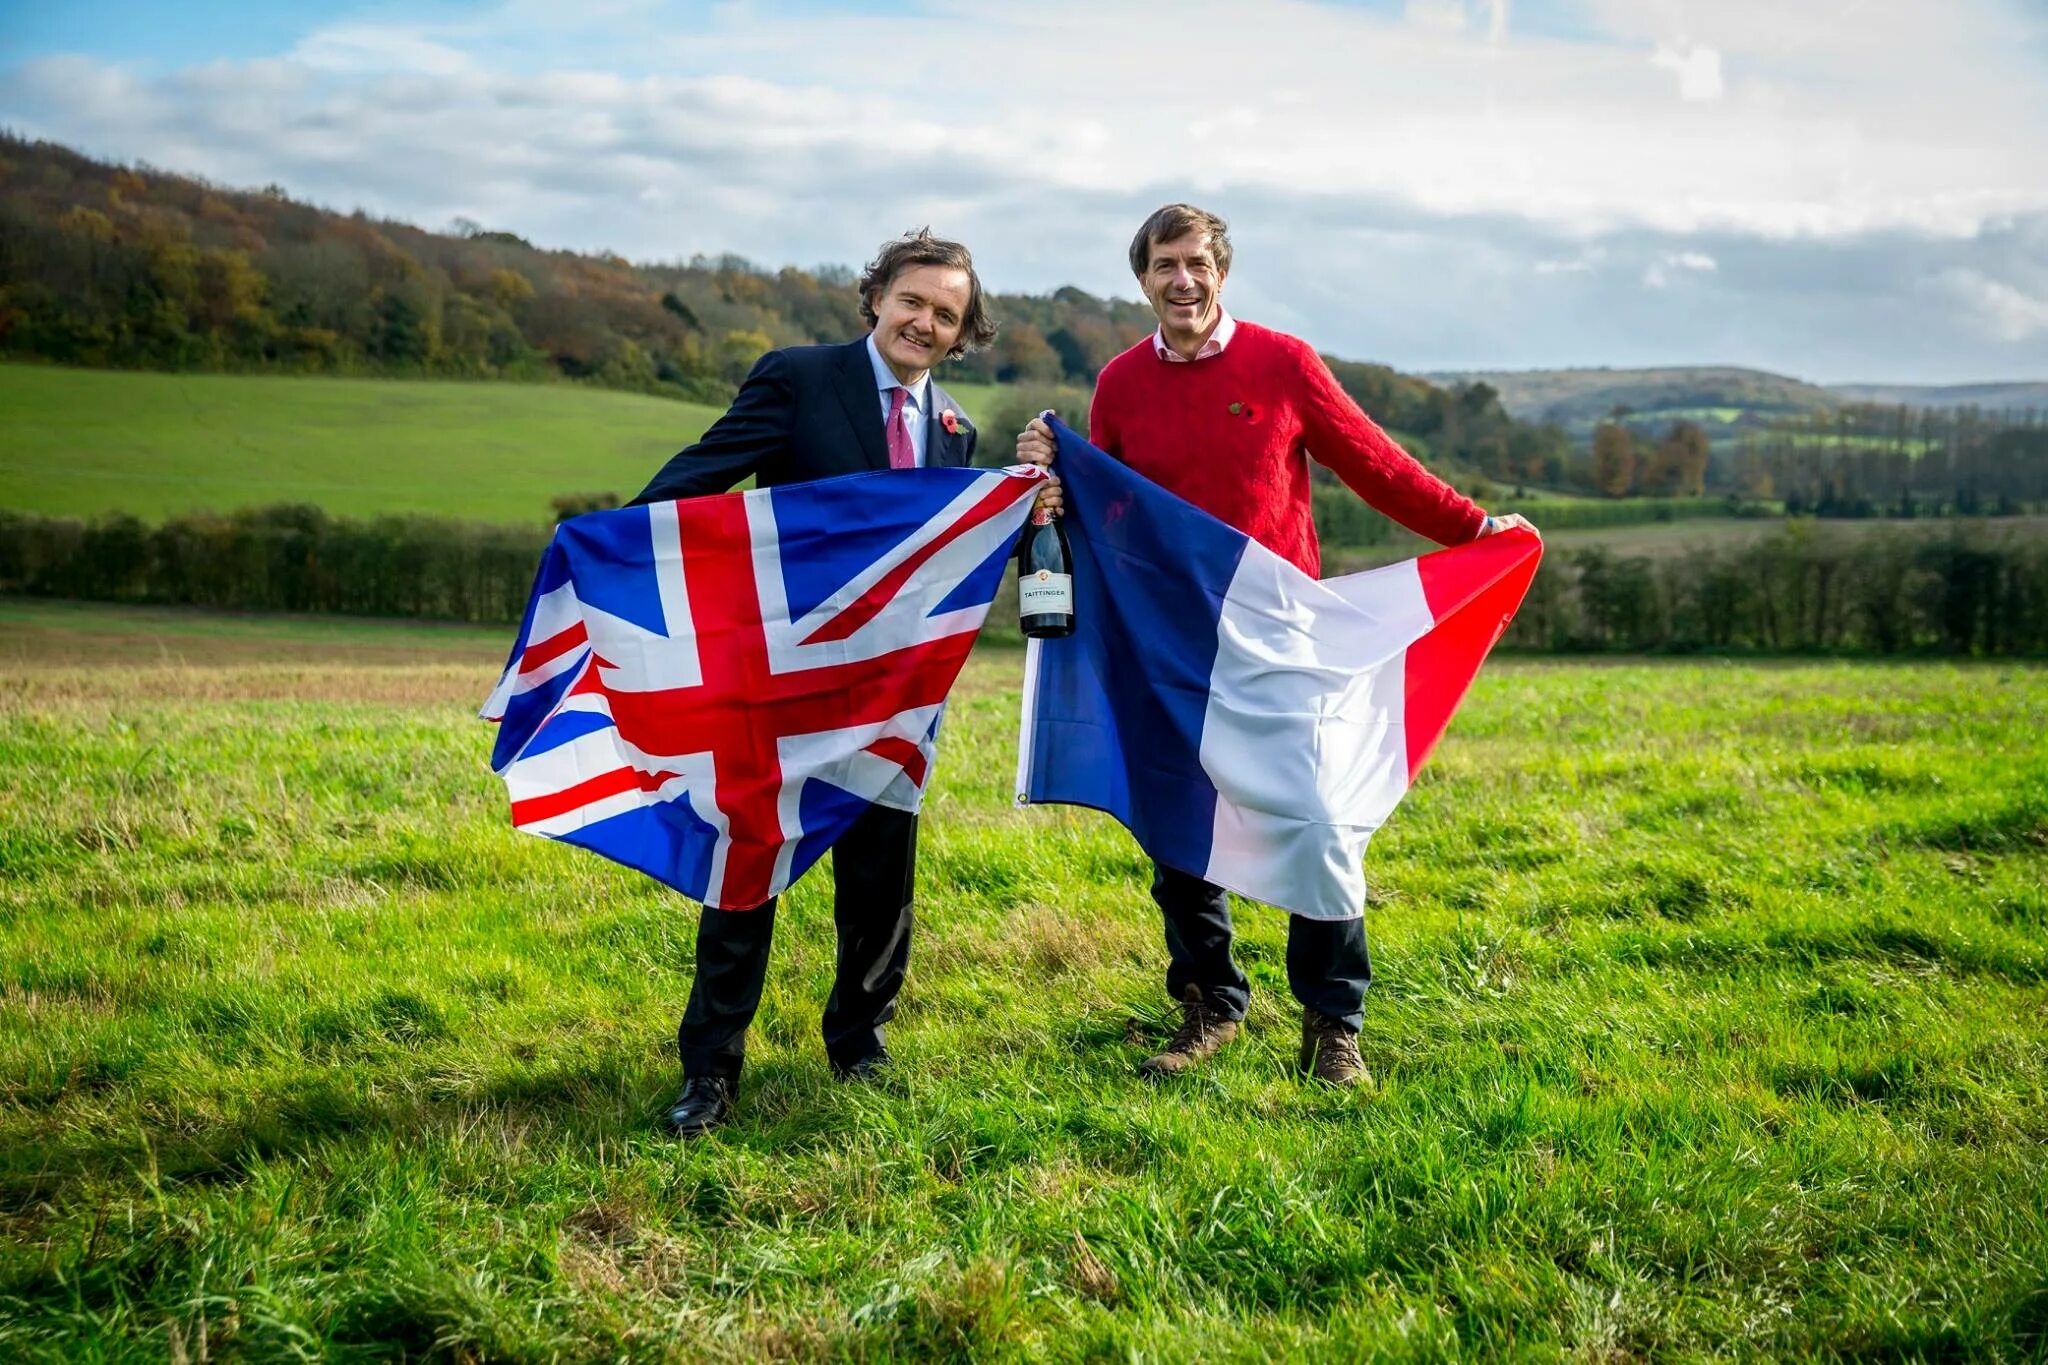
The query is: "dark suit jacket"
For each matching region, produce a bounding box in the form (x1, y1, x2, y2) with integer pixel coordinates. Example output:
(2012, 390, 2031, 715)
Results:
(630, 337, 979, 504)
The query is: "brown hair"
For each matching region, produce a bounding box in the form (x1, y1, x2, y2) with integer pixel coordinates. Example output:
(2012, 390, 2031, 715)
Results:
(1128, 203, 1233, 278)
(858, 228, 998, 358)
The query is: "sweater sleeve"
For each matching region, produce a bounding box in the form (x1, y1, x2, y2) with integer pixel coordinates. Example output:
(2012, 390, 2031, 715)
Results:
(1293, 340, 1487, 547)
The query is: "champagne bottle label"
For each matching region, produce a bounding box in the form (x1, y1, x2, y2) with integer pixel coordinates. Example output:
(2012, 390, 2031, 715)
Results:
(1018, 569, 1073, 615)
(1030, 506, 1053, 527)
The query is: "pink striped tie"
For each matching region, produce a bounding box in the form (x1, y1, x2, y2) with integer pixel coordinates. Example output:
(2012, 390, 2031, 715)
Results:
(886, 386, 914, 469)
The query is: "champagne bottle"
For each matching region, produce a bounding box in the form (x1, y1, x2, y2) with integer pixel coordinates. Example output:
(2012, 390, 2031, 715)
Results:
(1017, 505, 1074, 638)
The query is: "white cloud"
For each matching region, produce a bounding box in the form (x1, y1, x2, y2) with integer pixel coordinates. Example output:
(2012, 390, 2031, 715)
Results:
(1641, 249, 1717, 287)
(1535, 245, 1607, 275)
(1485, 0, 1511, 46)
(1401, 0, 1466, 35)
(14, 0, 2027, 243)
(1401, 0, 1509, 41)
(1936, 269, 2048, 342)
(1651, 42, 1724, 101)
(291, 24, 478, 77)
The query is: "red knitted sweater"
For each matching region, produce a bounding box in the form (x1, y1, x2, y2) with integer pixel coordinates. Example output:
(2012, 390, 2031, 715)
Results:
(1088, 321, 1486, 577)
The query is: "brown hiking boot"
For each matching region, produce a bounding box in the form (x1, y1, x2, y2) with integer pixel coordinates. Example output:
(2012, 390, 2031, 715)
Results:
(1140, 985, 1239, 1077)
(1300, 1010, 1369, 1087)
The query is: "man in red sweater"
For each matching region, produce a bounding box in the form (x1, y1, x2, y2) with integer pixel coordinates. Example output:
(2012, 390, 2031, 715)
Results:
(1016, 203, 1534, 1087)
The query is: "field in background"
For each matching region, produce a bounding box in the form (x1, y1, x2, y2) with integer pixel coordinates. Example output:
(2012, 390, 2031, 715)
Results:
(0, 364, 719, 524)
(1427, 365, 1839, 458)
(0, 597, 510, 669)
(1329, 510, 2048, 571)
(0, 365, 1019, 526)
(2, 601, 2044, 1358)
(7, 364, 1761, 548)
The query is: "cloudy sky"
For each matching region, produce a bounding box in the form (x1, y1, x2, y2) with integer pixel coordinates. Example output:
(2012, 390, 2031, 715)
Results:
(5, 0, 2046, 382)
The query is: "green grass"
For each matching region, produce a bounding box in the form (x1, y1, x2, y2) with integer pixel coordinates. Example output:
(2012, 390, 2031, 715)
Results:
(0, 597, 510, 657)
(1631, 406, 1751, 424)
(937, 380, 1008, 421)
(0, 364, 721, 523)
(1, 601, 2045, 1358)
(1776, 434, 1940, 455)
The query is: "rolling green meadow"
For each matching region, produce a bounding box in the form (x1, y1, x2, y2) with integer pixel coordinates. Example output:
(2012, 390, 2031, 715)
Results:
(0, 366, 723, 524)
(1, 599, 2045, 1359)
(0, 366, 1019, 527)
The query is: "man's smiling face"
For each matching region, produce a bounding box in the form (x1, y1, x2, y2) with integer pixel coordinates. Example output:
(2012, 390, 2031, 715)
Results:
(1140, 230, 1227, 348)
(869, 264, 971, 383)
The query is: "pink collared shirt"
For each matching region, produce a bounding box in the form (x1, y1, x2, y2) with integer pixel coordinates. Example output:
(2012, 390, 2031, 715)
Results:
(1152, 310, 1237, 363)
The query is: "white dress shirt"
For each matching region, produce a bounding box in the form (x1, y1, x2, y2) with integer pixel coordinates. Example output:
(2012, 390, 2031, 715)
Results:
(866, 333, 930, 467)
(1152, 309, 1237, 363)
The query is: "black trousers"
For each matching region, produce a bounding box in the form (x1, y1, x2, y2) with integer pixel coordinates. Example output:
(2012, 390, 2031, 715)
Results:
(678, 804, 916, 1080)
(1153, 863, 1372, 1032)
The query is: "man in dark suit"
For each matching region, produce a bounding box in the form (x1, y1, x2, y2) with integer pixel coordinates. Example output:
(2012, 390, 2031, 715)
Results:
(632, 229, 995, 1137)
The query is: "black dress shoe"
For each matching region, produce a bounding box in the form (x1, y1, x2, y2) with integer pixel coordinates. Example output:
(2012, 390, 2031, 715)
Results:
(660, 1075, 734, 1137)
(832, 1048, 891, 1082)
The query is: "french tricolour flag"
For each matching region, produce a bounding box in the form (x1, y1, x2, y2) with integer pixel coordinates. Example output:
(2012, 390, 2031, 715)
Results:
(1015, 419, 1542, 921)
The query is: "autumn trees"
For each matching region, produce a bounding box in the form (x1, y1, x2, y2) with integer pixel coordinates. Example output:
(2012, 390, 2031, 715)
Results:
(1586, 419, 1711, 497)
(1742, 404, 2048, 517)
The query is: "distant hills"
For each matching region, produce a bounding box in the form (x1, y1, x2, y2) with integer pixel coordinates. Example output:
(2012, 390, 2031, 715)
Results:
(1428, 367, 1832, 423)
(1430, 366, 2047, 452)
(1826, 381, 2048, 410)
(1425, 366, 1834, 453)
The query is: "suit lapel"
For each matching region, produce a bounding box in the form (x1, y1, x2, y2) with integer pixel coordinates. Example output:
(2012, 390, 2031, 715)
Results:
(833, 337, 891, 472)
(926, 383, 967, 468)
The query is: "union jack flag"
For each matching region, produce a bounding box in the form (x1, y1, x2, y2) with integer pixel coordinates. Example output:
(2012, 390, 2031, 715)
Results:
(482, 463, 1048, 909)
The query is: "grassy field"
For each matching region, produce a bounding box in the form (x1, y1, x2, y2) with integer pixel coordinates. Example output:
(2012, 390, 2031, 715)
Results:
(936, 380, 1008, 426)
(1625, 406, 1750, 425)
(1, 599, 2044, 1359)
(0, 365, 720, 524)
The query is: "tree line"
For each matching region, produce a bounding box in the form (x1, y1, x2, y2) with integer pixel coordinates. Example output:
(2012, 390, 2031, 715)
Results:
(3, 503, 2041, 657)
(1506, 526, 2048, 655)
(1734, 404, 2048, 516)
(0, 506, 541, 624)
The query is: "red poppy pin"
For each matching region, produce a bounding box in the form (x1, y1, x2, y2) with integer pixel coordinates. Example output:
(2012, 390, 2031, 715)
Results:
(941, 409, 963, 436)
(1229, 401, 1258, 419)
